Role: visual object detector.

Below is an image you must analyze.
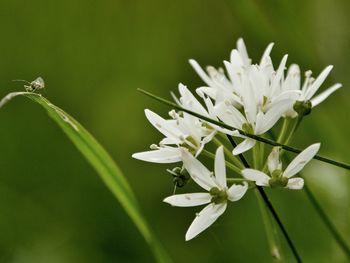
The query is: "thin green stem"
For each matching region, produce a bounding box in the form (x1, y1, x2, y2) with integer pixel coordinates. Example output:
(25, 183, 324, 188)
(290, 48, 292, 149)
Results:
(277, 117, 290, 143)
(255, 190, 285, 262)
(225, 135, 302, 262)
(253, 143, 259, 169)
(212, 137, 244, 169)
(283, 117, 302, 146)
(138, 89, 350, 171)
(201, 149, 241, 175)
(269, 121, 350, 259)
(303, 185, 350, 258)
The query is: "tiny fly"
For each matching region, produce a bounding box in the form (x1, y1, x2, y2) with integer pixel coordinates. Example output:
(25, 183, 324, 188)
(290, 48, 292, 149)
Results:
(13, 77, 45, 92)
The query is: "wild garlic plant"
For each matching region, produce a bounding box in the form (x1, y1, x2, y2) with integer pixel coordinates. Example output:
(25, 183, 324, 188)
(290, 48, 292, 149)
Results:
(132, 38, 342, 242)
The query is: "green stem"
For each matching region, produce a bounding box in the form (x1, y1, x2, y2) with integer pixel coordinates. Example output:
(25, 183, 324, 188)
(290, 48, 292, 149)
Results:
(277, 117, 290, 143)
(270, 120, 350, 259)
(303, 185, 350, 258)
(255, 190, 285, 262)
(212, 136, 244, 169)
(201, 149, 241, 175)
(253, 142, 259, 169)
(138, 89, 350, 171)
(225, 135, 302, 262)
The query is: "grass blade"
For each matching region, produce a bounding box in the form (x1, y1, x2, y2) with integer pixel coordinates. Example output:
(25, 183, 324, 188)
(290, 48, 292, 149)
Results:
(0, 92, 171, 263)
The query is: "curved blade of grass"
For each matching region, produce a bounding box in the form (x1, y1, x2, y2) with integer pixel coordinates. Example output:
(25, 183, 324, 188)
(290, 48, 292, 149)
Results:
(0, 92, 171, 263)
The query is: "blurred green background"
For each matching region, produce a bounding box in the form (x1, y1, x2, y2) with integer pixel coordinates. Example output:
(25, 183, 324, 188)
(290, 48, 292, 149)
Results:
(0, 0, 349, 262)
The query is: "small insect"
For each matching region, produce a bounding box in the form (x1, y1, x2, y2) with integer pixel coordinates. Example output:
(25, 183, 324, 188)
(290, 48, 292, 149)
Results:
(13, 77, 45, 92)
(167, 167, 190, 194)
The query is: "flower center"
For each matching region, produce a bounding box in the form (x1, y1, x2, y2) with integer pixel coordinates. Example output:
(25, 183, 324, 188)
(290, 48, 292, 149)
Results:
(209, 187, 228, 204)
(242, 122, 254, 134)
(268, 169, 288, 188)
(182, 136, 199, 155)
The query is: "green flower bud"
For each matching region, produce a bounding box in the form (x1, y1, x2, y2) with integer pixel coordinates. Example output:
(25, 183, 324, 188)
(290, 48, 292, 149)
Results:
(293, 100, 312, 116)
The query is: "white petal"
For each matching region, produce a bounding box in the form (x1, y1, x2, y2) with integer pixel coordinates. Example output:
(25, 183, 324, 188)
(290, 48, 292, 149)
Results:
(201, 130, 217, 145)
(214, 146, 227, 188)
(227, 182, 248, 201)
(270, 55, 288, 96)
(232, 130, 247, 139)
(241, 169, 270, 186)
(259, 42, 274, 67)
(286, 178, 304, 190)
(267, 147, 281, 173)
(310, 83, 342, 107)
(270, 90, 301, 105)
(159, 137, 179, 145)
(285, 64, 301, 88)
(232, 139, 256, 155)
(178, 83, 209, 116)
(171, 91, 181, 105)
(145, 109, 182, 142)
(255, 100, 293, 135)
(305, 65, 333, 100)
(196, 131, 216, 157)
(214, 102, 246, 129)
(181, 148, 217, 191)
(237, 38, 250, 66)
(230, 49, 244, 68)
(241, 76, 257, 124)
(185, 203, 227, 241)
(189, 59, 215, 87)
(224, 60, 238, 85)
(283, 143, 320, 178)
(132, 148, 181, 163)
(163, 193, 211, 207)
(203, 96, 215, 117)
(196, 86, 216, 99)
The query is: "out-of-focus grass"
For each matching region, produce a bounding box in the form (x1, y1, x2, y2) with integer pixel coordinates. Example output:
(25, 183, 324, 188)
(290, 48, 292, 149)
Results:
(0, 0, 349, 262)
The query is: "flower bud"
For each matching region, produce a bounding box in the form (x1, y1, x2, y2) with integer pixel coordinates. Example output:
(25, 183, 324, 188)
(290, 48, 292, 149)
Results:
(293, 100, 312, 116)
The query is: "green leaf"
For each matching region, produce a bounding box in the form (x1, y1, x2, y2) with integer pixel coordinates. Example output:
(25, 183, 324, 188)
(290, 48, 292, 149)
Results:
(0, 92, 171, 263)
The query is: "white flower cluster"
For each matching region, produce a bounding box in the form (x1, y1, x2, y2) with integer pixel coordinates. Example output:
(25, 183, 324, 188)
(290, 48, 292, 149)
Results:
(132, 39, 341, 240)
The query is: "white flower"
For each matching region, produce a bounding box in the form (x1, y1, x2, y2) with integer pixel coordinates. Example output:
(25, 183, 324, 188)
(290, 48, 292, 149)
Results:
(283, 65, 342, 117)
(242, 143, 320, 189)
(190, 39, 299, 111)
(215, 99, 293, 155)
(190, 38, 341, 120)
(132, 108, 215, 163)
(174, 83, 234, 136)
(164, 146, 248, 241)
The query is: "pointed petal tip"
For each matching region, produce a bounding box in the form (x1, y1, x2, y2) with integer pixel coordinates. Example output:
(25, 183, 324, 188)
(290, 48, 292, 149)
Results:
(188, 59, 197, 65)
(163, 197, 170, 204)
(185, 233, 193, 241)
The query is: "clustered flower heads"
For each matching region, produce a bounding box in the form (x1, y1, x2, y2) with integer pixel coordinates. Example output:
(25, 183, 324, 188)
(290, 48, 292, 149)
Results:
(132, 38, 341, 240)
